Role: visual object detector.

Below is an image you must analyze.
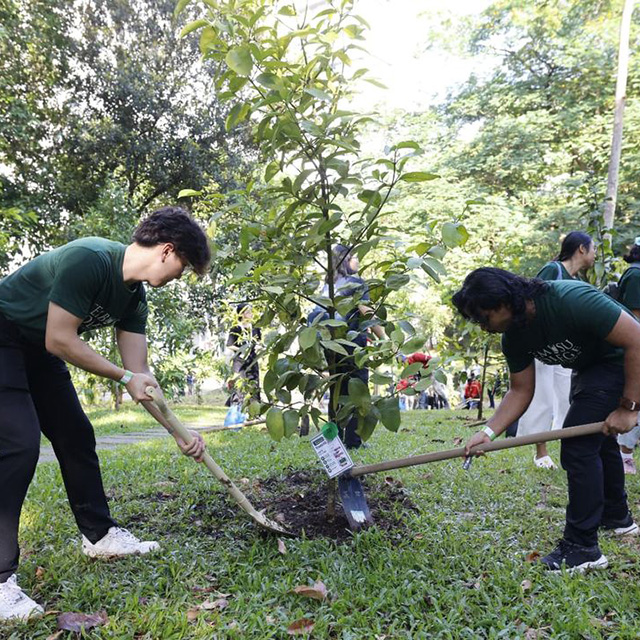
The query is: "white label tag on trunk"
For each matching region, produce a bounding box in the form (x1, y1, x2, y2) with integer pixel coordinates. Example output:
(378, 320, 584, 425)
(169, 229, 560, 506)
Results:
(310, 432, 354, 478)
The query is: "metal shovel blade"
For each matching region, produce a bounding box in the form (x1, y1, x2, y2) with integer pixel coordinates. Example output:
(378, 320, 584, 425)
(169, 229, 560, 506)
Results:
(338, 475, 373, 530)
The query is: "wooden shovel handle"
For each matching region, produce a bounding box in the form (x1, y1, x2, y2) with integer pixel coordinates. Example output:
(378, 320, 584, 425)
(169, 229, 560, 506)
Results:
(350, 421, 604, 477)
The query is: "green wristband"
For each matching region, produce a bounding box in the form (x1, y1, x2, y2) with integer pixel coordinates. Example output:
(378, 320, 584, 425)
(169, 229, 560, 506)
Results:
(119, 370, 134, 385)
(483, 425, 497, 441)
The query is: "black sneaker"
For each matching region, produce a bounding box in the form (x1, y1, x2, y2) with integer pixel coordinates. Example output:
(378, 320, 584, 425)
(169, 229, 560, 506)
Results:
(540, 539, 608, 573)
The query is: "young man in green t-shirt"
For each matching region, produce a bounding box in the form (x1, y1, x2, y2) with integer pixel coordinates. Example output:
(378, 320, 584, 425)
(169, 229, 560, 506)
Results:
(453, 267, 640, 573)
(0, 206, 210, 620)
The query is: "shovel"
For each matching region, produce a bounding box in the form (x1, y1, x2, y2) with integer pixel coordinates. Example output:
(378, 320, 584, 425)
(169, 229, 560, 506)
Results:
(143, 386, 292, 537)
(339, 421, 604, 530)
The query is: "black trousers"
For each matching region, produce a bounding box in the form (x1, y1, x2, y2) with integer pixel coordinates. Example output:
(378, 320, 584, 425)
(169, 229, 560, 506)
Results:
(0, 313, 115, 582)
(561, 362, 631, 546)
(329, 359, 368, 450)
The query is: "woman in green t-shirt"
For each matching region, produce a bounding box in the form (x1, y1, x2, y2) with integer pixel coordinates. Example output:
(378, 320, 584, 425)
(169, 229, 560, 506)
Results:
(617, 239, 640, 474)
(518, 232, 595, 469)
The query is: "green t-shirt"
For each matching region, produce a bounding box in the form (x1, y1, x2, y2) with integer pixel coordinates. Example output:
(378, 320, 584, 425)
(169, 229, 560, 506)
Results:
(502, 280, 626, 373)
(0, 238, 147, 346)
(536, 261, 573, 281)
(618, 263, 640, 311)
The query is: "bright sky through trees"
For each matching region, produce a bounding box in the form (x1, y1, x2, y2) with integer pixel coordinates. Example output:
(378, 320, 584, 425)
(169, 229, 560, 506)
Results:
(351, 0, 494, 111)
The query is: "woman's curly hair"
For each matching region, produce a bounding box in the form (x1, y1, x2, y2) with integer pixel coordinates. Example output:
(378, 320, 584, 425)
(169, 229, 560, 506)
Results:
(452, 267, 548, 329)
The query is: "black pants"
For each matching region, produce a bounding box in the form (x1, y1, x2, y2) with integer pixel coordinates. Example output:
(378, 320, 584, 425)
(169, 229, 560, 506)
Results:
(561, 362, 630, 546)
(329, 359, 368, 450)
(0, 313, 115, 582)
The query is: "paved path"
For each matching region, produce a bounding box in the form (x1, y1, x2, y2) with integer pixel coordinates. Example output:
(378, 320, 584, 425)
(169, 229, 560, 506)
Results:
(37, 424, 232, 464)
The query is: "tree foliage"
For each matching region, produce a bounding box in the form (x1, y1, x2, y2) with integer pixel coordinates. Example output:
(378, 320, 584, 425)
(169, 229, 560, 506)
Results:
(179, 0, 466, 441)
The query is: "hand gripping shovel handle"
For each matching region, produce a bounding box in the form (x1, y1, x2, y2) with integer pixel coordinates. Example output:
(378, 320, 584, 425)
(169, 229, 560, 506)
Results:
(350, 421, 605, 477)
(143, 386, 292, 536)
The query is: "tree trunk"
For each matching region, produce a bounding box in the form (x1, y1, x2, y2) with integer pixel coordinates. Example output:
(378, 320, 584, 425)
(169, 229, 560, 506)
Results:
(603, 0, 635, 231)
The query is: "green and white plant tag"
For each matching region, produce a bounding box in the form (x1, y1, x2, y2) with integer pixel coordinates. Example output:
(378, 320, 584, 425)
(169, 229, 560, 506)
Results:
(310, 422, 354, 478)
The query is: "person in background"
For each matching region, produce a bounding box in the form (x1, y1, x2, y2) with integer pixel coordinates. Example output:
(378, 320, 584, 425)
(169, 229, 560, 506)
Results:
(464, 373, 482, 410)
(456, 267, 639, 572)
(517, 231, 596, 469)
(225, 303, 261, 406)
(0, 206, 209, 620)
(617, 238, 640, 474)
(308, 244, 385, 448)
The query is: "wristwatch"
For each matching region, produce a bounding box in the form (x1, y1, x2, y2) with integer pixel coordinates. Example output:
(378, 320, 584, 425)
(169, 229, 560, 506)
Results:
(619, 397, 640, 411)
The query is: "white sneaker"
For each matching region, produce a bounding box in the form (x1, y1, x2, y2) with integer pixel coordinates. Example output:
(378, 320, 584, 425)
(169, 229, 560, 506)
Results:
(534, 454, 557, 469)
(622, 457, 637, 475)
(82, 527, 160, 558)
(608, 522, 640, 536)
(0, 574, 44, 621)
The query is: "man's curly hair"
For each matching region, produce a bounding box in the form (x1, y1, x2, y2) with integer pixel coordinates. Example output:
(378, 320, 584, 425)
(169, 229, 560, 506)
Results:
(133, 206, 211, 276)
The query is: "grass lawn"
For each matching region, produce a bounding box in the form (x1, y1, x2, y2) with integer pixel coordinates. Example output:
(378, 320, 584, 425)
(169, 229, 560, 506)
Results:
(7, 407, 640, 638)
(89, 403, 229, 436)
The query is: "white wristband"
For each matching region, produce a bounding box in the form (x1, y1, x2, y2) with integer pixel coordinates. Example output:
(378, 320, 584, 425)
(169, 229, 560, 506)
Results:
(119, 370, 134, 385)
(483, 425, 497, 441)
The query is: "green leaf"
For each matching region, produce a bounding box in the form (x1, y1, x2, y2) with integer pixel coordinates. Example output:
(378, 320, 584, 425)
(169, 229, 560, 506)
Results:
(434, 369, 447, 384)
(348, 377, 371, 410)
(177, 189, 202, 198)
(232, 261, 254, 278)
(265, 407, 284, 442)
(427, 245, 447, 260)
(256, 73, 281, 90)
(371, 371, 393, 385)
(283, 410, 299, 437)
(299, 327, 318, 351)
(279, 5, 296, 15)
(199, 26, 217, 54)
(386, 273, 410, 290)
(400, 172, 440, 182)
(414, 377, 431, 391)
(263, 285, 284, 294)
(225, 46, 253, 76)
(180, 18, 209, 38)
(401, 362, 423, 378)
(321, 340, 349, 356)
(400, 336, 427, 355)
(225, 102, 250, 131)
(264, 161, 279, 183)
(441, 222, 469, 248)
(263, 370, 278, 397)
(304, 87, 332, 102)
(398, 320, 415, 336)
(174, 0, 192, 18)
(319, 319, 347, 328)
(378, 397, 401, 432)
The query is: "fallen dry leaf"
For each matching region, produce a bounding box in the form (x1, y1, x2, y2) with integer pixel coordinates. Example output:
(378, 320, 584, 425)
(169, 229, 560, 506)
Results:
(187, 607, 200, 622)
(275, 513, 287, 523)
(287, 617, 315, 635)
(525, 551, 541, 563)
(191, 585, 218, 594)
(293, 580, 328, 601)
(278, 538, 287, 555)
(35, 566, 45, 581)
(57, 611, 108, 633)
(520, 579, 533, 592)
(201, 598, 228, 611)
(46, 632, 65, 640)
(266, 614, 277, 624)
(414, 533, 424, 540)
(453, 436, 463, 446)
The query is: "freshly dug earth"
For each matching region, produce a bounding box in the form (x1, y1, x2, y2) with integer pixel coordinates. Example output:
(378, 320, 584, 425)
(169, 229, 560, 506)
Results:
(254, 468, 418, 542)
(139, 468, 418, 542)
